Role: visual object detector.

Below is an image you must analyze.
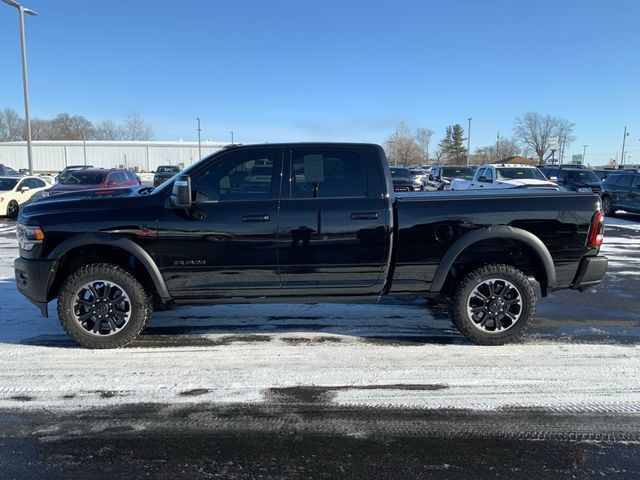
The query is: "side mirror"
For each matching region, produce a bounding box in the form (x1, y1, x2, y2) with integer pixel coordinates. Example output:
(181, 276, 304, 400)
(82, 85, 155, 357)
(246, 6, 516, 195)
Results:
(20, 186, 30, 192)
(170, 174, 192, 208)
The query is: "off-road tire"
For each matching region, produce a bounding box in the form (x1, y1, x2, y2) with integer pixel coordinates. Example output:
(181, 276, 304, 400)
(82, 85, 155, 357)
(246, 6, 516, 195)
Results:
(451, 263, 536, 345)
(57, 263, 152, 349)
(601, 195, 614, 217)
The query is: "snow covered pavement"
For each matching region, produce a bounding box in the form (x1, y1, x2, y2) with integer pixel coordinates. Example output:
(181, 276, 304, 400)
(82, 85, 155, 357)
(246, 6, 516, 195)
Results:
(0, 217, 639, 414)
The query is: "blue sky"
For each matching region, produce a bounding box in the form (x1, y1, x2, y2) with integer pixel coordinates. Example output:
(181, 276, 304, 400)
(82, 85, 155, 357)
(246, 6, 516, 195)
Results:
(1, 0, 638, 164)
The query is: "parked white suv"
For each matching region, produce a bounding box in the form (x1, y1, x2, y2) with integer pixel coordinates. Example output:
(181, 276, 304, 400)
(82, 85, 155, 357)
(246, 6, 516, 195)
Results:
(451, 164, 558, 191)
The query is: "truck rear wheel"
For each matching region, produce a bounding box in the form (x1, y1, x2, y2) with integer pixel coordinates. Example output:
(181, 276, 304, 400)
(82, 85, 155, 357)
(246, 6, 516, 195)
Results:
(57, 263, 152, 349)
(451, 264, 536, 345)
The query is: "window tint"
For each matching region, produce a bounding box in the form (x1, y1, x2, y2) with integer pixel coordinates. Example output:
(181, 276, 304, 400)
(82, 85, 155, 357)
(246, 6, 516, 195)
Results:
(61, 172, 106, 185)
(441, 167, 475, 179)
(616, 175, 633, 188)
(390, 167, 411, 179)
(191, 149, 280, 202)
(565, 170, 600, 183)
(485, 168, 494, 181)
(476, 168, 485, 178)
(496, 168, 546, 181)
(33, 178, 46, 188)
(290, 149, 367, 198)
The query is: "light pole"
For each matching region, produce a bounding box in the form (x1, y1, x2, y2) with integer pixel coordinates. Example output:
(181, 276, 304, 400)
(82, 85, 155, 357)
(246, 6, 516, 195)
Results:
(582, 144, 588, 165)
(230, 131, 234, 145)
(196, 117, 202, 160)
(620, 126, 629, 166)
(2, 0, 38, 175)
(467, 117, 472, 166)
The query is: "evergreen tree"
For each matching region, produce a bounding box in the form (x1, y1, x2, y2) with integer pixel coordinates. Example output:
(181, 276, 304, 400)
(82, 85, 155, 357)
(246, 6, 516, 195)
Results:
(438, 124, 468, 163)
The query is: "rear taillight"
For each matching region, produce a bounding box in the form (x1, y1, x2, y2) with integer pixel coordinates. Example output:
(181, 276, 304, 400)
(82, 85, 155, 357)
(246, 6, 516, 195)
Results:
(587, 210, 604, 247)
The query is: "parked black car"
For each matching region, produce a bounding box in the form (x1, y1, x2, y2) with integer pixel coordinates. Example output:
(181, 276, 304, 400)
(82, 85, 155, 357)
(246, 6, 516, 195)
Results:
(601, 171, 640, 215)
(428, 165, 475, 190)
(153, 165, 181, 186)
(0, 164, 20, 176)
(15, 142, 607, 349)
(541, 166, 603, 194)
(389, 166, 415, 192)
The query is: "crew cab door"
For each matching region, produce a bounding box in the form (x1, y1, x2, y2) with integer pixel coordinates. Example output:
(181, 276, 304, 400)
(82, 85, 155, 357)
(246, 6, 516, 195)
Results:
(276, 146, 389, 294)
(631, 175, 640, 211)
(612, 174, 633, 208)
(156, 147, 284, 297)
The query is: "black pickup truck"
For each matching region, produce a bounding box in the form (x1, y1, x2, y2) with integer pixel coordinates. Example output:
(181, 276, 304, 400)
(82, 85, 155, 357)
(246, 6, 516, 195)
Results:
(14, 143, 608, 348)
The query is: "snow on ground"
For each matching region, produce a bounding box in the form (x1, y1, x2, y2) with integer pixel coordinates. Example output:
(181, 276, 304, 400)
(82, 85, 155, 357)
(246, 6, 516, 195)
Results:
(0, 219, 639, 413)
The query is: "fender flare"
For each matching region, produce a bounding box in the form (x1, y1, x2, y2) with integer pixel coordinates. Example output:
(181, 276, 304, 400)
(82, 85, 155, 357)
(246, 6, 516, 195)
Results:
(47, 233, 171, 301)
(429, 226, 556, 295)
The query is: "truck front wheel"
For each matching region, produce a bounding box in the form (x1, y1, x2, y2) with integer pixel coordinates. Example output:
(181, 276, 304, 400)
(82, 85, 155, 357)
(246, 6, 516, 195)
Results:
(57, 263, 152, 349)
(451, 264, 536, 345)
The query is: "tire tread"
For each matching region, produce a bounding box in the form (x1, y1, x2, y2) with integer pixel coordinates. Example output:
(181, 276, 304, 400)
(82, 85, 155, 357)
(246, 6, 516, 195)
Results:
(57, 263, 152, 349)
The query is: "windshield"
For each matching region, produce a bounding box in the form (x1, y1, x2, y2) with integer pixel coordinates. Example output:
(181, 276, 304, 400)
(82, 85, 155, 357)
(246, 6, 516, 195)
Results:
(497, 168, 546, 181)
(60, 172, 106, 185)
(0, 178, 18, 191)
(390, 168, 411, 179)
(157, 166, 180, 173)
(441, 167, 474, 179)
(565, 170, 601, 183)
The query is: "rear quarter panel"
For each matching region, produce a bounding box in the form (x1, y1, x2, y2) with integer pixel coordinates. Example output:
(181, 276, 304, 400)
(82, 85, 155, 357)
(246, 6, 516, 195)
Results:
(391, 190, 600, 295)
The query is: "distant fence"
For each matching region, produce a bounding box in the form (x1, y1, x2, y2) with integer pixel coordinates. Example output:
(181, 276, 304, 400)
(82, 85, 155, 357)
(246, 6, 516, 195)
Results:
(0, 140, 226, 172)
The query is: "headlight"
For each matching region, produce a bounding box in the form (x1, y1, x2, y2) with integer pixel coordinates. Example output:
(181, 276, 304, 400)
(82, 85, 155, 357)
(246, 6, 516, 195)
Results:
(16, 224, 45, 251)
(577, 187, 591, 193)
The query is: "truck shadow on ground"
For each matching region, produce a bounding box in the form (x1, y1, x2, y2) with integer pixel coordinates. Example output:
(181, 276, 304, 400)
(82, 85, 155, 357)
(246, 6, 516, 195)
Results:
(16, 298, 640, 349)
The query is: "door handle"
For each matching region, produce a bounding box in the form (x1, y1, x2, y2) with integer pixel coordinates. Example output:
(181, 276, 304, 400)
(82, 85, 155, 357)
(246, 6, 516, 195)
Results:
(242, 215, 271, 222)
(351, 212, 378, 220)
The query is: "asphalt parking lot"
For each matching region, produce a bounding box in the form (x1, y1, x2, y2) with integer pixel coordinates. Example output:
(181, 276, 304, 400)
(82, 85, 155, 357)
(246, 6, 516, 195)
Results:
(1, 214, 639, 479)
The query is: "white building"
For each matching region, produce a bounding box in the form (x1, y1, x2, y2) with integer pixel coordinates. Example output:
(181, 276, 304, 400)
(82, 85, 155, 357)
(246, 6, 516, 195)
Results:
(0, 140, 227, 173)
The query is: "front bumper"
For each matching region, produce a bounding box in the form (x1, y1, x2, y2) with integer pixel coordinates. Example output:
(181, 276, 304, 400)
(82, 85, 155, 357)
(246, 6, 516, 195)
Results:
(14, 256, 57, 317)
(571, 255, 608, 291)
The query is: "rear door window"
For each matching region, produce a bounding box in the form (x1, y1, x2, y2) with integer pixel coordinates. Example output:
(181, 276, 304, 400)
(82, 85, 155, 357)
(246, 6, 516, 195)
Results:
(289, 149, 368, 198)
(616, 175, 633, 188)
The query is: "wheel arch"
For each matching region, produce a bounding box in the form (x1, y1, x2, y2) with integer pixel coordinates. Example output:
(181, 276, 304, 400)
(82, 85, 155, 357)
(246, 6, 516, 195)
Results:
(430, 226, 556, 297)
(47, 234, 171, 303)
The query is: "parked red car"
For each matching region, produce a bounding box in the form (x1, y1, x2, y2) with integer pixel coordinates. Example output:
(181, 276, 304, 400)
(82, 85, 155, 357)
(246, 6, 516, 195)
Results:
(45, 168, 141, 197)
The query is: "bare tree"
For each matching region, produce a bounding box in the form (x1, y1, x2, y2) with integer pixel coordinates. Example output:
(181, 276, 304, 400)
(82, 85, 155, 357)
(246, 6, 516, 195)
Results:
(94, 119, 125, 140)
(30, 118, 55, 140)
(556, 119, 576, 163)
(414, 128, 434, 163)
(122, 112, 154, 141)
(513, 112, 562, 164)
(0, 108, 25, 142)
(48, 113, 96, 140)
(471, 138, 521, 164)
(384, 122, 422, 166)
